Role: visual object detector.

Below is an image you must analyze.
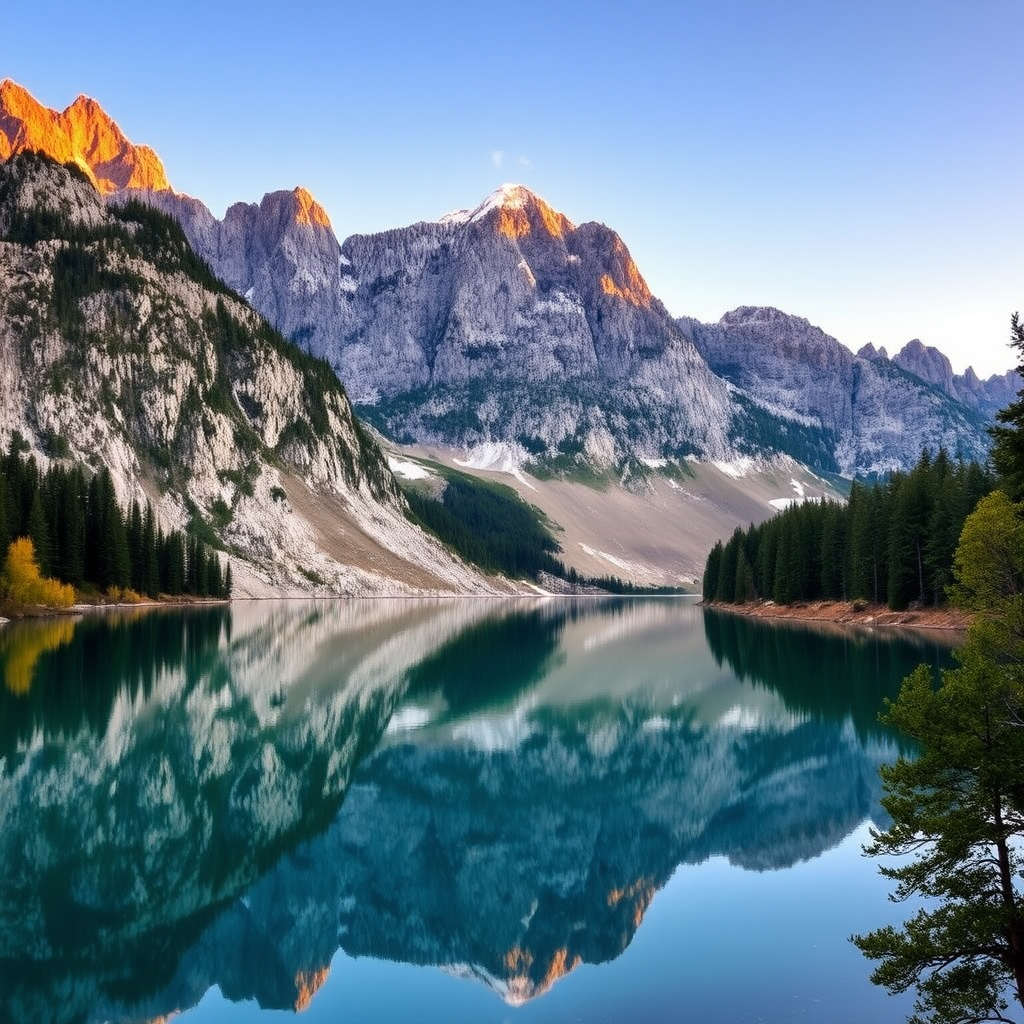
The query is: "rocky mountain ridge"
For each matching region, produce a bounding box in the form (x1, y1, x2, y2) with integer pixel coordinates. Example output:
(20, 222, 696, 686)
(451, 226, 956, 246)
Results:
(0, 151, 490, 596)
(0, 79, 169, 194)
(1, 81, 1004, 483)
(682, 306, 1004, 476)
(141, 180, 740, 472)
(141, 177, 1005, 478)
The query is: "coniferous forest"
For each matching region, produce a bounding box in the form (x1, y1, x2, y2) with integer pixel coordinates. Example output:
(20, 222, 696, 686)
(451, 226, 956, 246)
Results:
(703, 450, 993, 610)
(0, 440, 231, 605)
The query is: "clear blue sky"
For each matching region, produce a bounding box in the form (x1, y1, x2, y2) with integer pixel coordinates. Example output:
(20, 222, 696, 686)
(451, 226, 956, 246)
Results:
(7, 0, 1022, 376)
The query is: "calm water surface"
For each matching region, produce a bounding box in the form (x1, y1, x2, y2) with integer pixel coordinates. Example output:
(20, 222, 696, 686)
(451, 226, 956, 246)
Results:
(0, 598, 956, 1023)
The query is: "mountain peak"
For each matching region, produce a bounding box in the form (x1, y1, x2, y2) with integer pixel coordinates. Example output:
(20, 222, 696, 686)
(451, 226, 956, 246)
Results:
(441, 183, 574, 239)
(291, 186, 332, 228)
(893, 338, 954, 390)
(0, 79, 170, 194)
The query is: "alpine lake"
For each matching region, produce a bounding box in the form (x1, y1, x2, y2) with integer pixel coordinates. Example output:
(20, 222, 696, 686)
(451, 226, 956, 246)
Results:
(0, 597, 958, 1024)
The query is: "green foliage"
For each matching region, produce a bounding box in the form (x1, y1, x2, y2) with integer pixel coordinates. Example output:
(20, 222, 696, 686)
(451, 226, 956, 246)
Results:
(402, 468, 562, 579)
(208, 498, 233, 529)
(948, 491, 1024, 611)
(730, 393, 841, 474)
(853, 494, 1024, 1023)
(0, 451, 230, 601)
(703, 450, 994, 609)
(989, 312, 1024, 500)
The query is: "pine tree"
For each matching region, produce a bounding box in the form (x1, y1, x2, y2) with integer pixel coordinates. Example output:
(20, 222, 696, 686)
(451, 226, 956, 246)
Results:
(989, 312, 1024, 499)
(207, 551, 222, 599)
(141, 503, 158, 598)
(703, 541, 723, 600)
(888, 460, 932, 609)
(734, 548, 755, 603)
(0, 471, 8, 556)
(27, 490, 52, 578)
(716, 530, 740, 603)
(854, 491, 1024, 1023)
(127, 499, 144, 592)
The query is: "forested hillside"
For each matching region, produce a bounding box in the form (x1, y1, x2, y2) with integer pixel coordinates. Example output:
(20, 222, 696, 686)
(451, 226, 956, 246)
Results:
(0, 444, 230, 605)
(703, 451, 993, 610)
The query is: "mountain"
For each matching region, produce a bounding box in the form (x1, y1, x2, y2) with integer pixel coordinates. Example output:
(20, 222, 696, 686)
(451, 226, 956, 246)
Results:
(142, 175, 1004, 479)
(0, 151, 488, 596)
(681, 306, 996, 476)
(128, 184, 351, 359)
(886, 337, 1021, 419)
(137, 181, 740, 474)
(2, 80, 1014, 589)
(0, 79, 169, 194)
(2, 81, 1008, 486)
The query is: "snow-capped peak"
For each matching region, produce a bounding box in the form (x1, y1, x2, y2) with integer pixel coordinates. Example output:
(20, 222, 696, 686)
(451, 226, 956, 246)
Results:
(439, 184, 574, 231)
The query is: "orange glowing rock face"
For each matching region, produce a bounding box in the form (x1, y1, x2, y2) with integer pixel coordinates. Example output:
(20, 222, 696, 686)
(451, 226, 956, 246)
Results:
(292, 187, 332, 228)
(541, 947, 583, 990)
(293, 966, 331, 1012)
(598, 242, 653, 308)
(494, 194, 571, 240)
(0, 79, 171, 194)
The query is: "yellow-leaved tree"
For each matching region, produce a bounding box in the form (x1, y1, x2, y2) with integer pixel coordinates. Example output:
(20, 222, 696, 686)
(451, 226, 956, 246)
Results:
(1, 537, 75, 608)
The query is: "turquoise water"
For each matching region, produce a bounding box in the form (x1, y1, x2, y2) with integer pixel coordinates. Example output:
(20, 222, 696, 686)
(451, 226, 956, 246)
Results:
(0, 599, 955, 1023)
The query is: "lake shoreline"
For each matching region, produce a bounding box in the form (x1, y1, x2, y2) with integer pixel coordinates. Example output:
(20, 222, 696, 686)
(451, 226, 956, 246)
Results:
(702, 599, 973, 632)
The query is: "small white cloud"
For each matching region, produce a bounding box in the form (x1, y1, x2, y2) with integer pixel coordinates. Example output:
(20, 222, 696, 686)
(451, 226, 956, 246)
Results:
(518, 155, 531, 167)
(491, 149, 505, 167)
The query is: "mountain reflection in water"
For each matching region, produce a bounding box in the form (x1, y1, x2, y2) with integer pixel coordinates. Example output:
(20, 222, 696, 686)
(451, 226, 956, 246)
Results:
(0, 598, 956, 1023)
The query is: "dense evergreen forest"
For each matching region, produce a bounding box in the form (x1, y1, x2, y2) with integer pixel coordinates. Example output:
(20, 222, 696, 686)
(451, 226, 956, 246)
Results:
(404, 469, 564, 580)
(0, 441, 231, 603)
(703, 450, 993, 610)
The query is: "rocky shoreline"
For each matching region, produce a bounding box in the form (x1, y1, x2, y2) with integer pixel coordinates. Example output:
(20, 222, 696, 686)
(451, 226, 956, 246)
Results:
(702, 599, 972, 632)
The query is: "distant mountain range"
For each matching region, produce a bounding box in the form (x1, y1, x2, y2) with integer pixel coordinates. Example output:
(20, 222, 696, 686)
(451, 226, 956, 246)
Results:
(131, 165, 1014, 478)
(0, 79, 1018, 588)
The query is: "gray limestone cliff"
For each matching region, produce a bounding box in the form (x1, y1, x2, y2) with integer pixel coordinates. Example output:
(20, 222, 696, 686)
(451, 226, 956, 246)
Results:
(137, 183, 739, 473)
(0, 152, 488, 595)
(682, 306, 995, 476)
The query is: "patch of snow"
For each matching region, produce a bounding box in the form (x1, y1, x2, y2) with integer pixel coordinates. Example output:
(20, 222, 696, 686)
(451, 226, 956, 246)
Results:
(640, 457, 667, 469)
(439, 207, 472, 225)
(387, 455, 433, 481)
(769, 492, 823, 511)
(244, 287, 255, 302)
(454, 441, 536, 490)
(712, 456, 756, 479)
(790, 477, 805, 498)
